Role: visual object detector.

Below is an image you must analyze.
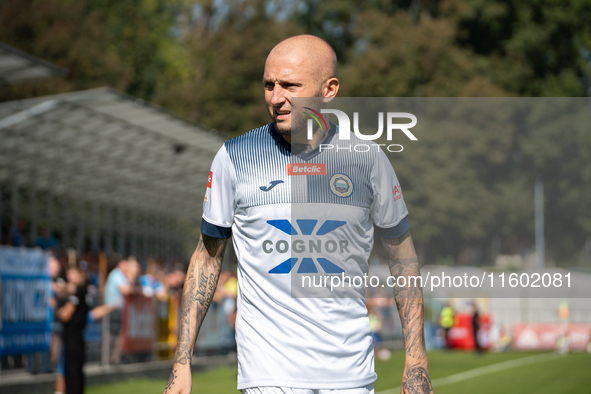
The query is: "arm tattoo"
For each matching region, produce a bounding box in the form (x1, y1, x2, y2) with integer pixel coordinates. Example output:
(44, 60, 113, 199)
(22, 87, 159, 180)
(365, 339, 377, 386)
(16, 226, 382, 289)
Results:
(403, 366, 433, 394)
(164, 369, 177, 393)
(381, 232, 427, 361)
(173, 234, 227, 365)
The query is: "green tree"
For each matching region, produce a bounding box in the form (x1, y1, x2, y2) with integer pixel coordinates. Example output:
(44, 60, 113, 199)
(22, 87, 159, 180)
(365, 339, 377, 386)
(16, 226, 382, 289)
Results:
(87, 0, 192, 99)
(0, 0, 191, 101)
(458, 0, 591, 96)
(154, 0, 304, 135)
(0, 0, 131, 100)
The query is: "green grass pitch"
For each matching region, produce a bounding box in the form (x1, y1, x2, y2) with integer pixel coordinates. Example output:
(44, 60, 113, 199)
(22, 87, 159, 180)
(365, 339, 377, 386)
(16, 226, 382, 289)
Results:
(85, 351, 591, 394)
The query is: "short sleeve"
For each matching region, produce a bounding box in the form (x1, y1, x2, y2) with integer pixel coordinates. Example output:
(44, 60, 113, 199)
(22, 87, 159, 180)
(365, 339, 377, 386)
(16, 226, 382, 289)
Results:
(369, 149, 410, 239)
(201, 145, 236, 239)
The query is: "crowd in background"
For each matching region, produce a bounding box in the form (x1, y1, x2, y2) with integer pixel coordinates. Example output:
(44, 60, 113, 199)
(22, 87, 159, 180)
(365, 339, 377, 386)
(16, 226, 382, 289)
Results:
(1, 223, 239, 389)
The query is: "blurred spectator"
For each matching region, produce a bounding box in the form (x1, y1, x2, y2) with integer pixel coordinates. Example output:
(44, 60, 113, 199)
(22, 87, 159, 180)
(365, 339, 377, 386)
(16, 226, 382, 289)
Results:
(557, 301, 570, 354)
(164, 264, 186, 297)
(223, 272, 238, 329)
(50, 253, 67, 343)
(126, 256, 141, 285)
(213, 270, 238, 330)
(49, 253, 68, 393)
(139, 258, 168, 302)
(440, 302, 454, 349)
(49, 253, 68, 354)
(54, 296, 116, 394)
(105, 257, 127, 307)
(472, 301, 482, 354)
(11, 219, 28, 247)
(104, 256, 139, 364)
(203, 269, 237, 353)
(490, 323, 511, 352)
(28, 253, 63, 375)
(34, 226, 59, 250)
(367, 303, 390, 361)
(57, 267, 89, 394)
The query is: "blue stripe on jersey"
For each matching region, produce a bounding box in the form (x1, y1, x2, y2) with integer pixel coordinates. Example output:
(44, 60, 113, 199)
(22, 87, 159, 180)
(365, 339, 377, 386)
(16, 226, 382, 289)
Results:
(224, 123, 378, 209)
(201, 218, 232, 239)
(375, 216, 410, 239)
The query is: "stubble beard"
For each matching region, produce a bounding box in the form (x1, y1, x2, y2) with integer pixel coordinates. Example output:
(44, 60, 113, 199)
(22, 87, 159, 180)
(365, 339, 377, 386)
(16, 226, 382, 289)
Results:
(271, 87, 324, 139)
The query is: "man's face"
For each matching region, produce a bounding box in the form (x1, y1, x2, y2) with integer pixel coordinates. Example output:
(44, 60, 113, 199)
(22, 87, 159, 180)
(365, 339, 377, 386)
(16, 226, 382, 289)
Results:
(263, 52, 325, 137)
(127, 261, 140, 281)
(49, 256, 60, 279)
(67, 269, 84, 287)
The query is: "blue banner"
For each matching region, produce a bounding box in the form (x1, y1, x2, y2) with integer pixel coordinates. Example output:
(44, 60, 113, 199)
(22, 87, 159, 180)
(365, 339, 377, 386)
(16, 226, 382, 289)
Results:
(0, 247, 52, 356)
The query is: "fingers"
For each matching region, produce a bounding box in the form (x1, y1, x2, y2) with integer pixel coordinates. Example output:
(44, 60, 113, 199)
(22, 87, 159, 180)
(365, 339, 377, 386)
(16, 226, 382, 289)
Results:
(164, 367, 192, 394)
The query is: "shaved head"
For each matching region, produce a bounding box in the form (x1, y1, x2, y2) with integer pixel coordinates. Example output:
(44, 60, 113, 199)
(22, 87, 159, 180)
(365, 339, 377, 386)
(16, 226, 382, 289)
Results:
(263, 35, 339, 138)
(267, 35, 338, 83)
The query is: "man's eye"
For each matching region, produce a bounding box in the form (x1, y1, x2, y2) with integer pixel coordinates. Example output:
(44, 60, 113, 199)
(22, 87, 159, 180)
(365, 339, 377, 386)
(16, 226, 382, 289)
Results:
(264, 82, 274, 90)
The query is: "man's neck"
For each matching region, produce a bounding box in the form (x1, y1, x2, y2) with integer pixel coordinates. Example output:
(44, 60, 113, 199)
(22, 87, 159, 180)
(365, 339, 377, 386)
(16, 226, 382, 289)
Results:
(282, 125, 327, 155)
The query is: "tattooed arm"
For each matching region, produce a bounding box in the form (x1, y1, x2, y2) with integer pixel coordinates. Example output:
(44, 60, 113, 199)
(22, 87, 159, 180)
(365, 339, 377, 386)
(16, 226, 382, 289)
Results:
(164, 233, 228, 394)
(381, 230, 433, 394)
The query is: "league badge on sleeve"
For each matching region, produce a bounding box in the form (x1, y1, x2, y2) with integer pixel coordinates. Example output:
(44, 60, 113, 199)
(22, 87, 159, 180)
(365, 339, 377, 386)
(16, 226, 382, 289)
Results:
(204, 171, 212, 203)
(329, 173, 353, 198)
(392, 184, 402, 201)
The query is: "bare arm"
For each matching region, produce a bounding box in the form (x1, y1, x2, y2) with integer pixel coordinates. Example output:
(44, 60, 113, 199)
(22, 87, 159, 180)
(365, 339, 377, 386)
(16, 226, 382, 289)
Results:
(119, 284, 135, 296)
(58, 302, 76, 323)
(88, 304, 117, 321)
(164, 233, 227, 394)
(381, 230, 433, 394)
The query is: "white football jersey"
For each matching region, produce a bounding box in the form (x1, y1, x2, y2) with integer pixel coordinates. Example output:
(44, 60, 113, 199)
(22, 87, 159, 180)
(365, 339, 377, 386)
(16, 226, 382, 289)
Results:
(202, 123, 409, 390)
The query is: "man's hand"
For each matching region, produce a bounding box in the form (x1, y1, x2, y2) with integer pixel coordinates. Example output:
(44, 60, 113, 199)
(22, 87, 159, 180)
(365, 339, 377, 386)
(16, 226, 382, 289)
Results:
(401, 362, 433, 394)
(164, 365, 192, 394)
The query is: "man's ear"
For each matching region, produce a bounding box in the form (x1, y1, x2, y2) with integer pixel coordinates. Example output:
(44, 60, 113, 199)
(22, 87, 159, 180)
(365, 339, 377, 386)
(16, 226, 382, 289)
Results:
(323, 77, 340, 102)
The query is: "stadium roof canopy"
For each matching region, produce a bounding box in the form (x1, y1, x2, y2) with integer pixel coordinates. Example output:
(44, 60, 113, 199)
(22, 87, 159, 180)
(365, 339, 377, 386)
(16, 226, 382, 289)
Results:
(0, 42, 68, 85)
(0, 88, 226, 256)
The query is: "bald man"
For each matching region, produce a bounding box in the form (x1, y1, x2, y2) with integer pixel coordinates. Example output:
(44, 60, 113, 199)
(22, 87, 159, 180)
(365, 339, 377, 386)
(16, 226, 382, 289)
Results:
(163, 35, 433, 394)
(264, 35, 338, 139)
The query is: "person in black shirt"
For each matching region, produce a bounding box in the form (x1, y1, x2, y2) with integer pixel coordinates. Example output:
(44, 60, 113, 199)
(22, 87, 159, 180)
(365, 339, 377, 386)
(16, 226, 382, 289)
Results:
(58, 267, 89, 394)
(472, 301, 482, 354)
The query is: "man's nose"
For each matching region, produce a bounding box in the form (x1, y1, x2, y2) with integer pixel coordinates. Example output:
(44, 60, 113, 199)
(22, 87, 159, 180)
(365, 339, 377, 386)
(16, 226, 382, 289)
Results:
(270, 84, 286, 106)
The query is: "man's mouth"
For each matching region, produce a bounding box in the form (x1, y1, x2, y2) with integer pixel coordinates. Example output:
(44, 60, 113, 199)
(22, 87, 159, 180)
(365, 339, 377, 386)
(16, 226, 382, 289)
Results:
(275, 110, 291, 121)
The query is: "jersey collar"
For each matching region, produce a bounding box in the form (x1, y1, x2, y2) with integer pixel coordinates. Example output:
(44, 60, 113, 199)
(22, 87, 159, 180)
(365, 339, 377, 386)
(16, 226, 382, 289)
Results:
(269, 122, 337, 161)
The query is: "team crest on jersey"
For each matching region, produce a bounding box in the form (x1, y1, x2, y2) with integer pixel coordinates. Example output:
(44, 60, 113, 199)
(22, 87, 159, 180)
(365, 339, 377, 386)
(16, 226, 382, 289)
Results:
(329, 174, 353, 198)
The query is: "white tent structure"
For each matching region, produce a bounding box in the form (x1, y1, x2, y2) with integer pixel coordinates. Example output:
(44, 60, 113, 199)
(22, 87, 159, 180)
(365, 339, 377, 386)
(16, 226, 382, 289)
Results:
(0, 42, 67, 86)
(0, 87, 226, 260)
